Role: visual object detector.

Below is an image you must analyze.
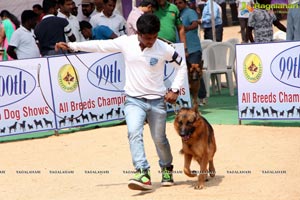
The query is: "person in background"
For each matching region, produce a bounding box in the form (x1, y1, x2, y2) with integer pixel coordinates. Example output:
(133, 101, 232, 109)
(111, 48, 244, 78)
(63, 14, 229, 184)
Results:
(201, 0, 223, 41)
(0, 10, 20, 61)
(57, 0, 84, 42)
(34, 0, 76, 56)
(79, 0, 97, 21)
(126, 0, 158, 35)
(155, 0, 187, 54)
(228, 0, 239, 25)
(247, 0, 286, 43)
(196, 0, 206, 19)
(79, 20, 117, 39)
(71, 1, 79, 16)
(7, 10, 40, 59)
(55, 13, 186, 191)
(32, 4, 45, 23)
(286, 1, 300, 41)
(175, 0, 206, 105)
(94, 0, 104, 12)
(215, 0, 227, 27)
(90, 0, 126, 36)
(237, 0, 254, 43)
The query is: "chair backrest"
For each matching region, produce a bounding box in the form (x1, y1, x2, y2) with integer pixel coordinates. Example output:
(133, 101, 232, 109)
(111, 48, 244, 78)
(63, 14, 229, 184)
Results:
(201, 39, 214, 50)
(226, 38, 240, 46)
(205, 42, 235, 71)
(201, 39, 215, 68)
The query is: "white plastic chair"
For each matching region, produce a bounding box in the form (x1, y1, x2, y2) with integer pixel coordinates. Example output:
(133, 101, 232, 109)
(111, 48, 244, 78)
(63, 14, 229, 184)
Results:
(226, 38, 239, 83)
(201, 39, 214, 69)
(226, 38, 240, 45)
(273, 30, 286, 41)
(201, 39, 214, 50)
(202, 41, 235, 97)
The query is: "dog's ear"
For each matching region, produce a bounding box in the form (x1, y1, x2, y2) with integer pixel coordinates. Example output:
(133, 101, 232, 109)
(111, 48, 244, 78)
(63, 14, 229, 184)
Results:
(192, 106, 201, 120)
(192, 104, 199, 113)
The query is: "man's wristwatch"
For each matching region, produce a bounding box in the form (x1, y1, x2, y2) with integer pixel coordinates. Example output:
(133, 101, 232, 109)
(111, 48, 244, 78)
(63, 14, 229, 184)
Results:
(171, 88, 179, 94)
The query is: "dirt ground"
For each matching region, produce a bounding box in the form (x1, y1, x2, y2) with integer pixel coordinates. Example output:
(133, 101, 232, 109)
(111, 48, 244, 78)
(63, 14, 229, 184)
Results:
(0, 124, 299, 200)
(1, 23, 299, 200)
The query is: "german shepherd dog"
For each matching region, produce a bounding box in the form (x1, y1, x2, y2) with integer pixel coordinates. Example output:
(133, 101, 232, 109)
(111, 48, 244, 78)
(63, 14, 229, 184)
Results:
(187, 61, 203, 108)
(174, 107, 217, 189)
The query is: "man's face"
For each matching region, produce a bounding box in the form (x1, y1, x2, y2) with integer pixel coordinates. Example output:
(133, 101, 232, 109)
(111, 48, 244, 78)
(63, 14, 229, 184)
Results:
(157, 0, 167, 7)
(174, 0, 185, 11)
(60, 0, 73, 15)
(138, 33, 158, 49)
(103, 0, 116, 17)
(29, 17, 38, 29)
(80, 27, 92, 39)
(144, 5, 155, 13)
(53, 3, 59, 16)
(82, 3, 94, 17)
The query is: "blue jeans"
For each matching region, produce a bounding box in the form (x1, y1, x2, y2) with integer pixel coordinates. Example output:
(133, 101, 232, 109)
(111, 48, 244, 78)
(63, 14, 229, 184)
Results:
(124, 96, 173, 170)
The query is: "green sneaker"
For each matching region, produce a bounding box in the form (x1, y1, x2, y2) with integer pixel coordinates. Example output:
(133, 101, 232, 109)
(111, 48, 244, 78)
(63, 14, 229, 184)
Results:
(128, 169, 152, 191)
(161, 165, 174, 186)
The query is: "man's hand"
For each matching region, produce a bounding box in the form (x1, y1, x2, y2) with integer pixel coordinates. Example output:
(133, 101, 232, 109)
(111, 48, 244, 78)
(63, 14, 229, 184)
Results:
(164, 90, 179, 104)
(55, 42, 70, 52)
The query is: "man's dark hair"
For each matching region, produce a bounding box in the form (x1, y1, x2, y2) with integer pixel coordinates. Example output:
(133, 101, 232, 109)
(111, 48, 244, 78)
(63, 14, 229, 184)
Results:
(139, 0, 158, 10)
(79, 20, 92, 31)
(43, 0, 58, 13)
(33, 4, 43, 10)
(58, 0, 67, 5)
(21, 10, 38, 24)
(103, 0, 117, 4)
(136, 13, 160, 34)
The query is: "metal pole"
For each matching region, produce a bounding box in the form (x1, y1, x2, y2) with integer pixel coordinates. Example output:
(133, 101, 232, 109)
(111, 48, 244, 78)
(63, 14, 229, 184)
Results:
(210, 0, 216, 41)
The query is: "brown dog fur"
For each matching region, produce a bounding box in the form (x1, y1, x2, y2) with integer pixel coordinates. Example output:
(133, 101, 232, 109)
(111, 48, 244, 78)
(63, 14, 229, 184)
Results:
(187, 62, 203, 109)
(174, 107, 217, 189)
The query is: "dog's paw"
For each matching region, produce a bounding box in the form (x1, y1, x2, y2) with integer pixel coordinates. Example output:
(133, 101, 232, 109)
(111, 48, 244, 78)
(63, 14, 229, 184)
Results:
(184, 168, 197, 177)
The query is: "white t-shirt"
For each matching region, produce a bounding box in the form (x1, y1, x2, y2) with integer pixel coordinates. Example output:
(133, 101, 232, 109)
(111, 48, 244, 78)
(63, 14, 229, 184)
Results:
(89, 11, 126, 36)
(68, 35, 187, 99)
(9, 26, 40, 59)
(57, 11, 84, 42)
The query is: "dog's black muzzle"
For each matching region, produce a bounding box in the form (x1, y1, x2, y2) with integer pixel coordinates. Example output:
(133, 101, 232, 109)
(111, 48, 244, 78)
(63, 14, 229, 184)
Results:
(179, 126, 195, 141)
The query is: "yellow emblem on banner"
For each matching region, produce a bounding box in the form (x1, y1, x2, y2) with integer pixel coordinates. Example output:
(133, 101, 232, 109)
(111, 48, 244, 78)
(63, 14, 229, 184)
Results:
(243, 53, 263, 83)
(58, 64, 79, 92)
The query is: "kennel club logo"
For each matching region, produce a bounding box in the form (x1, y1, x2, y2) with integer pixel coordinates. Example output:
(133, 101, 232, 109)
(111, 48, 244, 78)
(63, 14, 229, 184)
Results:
(58, 64, 79, 93)
(243, 53, 263, 83)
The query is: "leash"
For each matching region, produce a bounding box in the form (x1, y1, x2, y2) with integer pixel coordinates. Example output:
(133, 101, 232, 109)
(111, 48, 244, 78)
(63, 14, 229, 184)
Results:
(38, 52, 181, 118)
(73, 53, 181, 114)
(37, 54, 84, 120)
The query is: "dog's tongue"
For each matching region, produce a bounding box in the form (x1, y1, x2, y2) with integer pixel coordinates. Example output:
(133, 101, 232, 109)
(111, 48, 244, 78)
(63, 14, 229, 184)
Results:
(183, 135, 190, 141)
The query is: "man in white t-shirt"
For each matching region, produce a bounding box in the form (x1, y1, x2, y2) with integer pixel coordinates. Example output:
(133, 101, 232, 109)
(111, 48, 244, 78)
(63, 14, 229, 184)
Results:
(77, 0, 98, 22)
(56, 13, 186, 191)
(57, 0, 85, 42)
(90, 0, 126, 36)
(7, 10, 40, 59)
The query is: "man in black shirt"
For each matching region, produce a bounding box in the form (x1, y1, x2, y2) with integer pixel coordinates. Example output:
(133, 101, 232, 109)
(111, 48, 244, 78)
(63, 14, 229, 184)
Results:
(35, 0, 75, 56)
